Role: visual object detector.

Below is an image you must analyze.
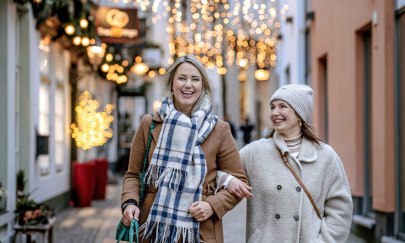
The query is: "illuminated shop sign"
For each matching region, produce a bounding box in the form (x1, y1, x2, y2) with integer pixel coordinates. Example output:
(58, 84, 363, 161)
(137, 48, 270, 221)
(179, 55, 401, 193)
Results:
(95, 7, 139, 43)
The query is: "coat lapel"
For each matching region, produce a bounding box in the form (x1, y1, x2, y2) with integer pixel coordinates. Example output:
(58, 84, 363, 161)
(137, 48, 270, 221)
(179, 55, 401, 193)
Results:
(151, 112, 162, 143)
(273, 131, 317, 163)
(298, 138, 317, 162)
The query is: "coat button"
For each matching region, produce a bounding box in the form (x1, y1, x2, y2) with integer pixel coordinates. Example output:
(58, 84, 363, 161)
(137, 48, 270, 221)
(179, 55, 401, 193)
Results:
(296, 187, 301, 192)
(277, 185, 282, 190)
(275, 214, 280, 219)
(294, 215, 299, 221)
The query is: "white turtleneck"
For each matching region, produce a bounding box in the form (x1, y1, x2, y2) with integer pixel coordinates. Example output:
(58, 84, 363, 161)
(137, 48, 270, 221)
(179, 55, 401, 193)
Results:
(284, 134, 302, 158)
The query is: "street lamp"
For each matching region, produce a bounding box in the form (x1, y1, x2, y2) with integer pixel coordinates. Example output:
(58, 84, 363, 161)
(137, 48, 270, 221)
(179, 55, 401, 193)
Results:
(86, 38, 105, 70)
(131, 56, 149, 76)
(255, 69, 270, 81)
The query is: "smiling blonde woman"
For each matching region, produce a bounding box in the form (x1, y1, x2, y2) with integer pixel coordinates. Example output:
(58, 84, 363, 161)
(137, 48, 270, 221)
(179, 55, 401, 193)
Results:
(121, 55, 248, 243)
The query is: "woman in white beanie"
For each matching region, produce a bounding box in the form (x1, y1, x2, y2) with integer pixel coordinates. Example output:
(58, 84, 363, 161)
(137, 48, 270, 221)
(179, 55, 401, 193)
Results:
(217, 84, 353, 242)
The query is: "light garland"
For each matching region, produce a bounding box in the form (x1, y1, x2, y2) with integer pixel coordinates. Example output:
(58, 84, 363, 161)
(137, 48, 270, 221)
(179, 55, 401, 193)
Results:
(71, 91, 114, 150)
(109, 0, 285, 70)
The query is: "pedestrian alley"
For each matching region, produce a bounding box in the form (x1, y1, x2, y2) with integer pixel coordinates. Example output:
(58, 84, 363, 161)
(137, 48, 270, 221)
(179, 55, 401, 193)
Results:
(52, 176, 247, 243)
(53, 180, 122, 243)
(52, 175, 364, 243)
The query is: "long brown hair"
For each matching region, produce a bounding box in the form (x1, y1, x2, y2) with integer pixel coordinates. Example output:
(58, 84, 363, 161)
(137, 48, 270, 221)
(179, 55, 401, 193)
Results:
(267, 114, 321, 145)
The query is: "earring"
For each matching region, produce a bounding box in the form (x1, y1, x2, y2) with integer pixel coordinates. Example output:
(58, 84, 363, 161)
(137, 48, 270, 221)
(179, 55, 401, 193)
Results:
(299, 121, 302, 126)
(171, 91, 174, 95)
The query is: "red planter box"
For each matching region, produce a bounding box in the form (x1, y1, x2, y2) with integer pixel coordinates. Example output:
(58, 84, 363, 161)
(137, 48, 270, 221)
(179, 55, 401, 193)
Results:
(72, 162, 96, 207)
(93, 158, 109, 200)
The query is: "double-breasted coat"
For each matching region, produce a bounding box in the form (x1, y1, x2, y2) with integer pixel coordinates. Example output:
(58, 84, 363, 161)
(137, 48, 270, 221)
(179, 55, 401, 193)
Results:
(122, 114, 248, 243)
(241, 132, 353, 243)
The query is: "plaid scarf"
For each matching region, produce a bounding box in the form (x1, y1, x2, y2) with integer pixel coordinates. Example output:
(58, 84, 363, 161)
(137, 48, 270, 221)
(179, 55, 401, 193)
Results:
(142, 95, 218, 243)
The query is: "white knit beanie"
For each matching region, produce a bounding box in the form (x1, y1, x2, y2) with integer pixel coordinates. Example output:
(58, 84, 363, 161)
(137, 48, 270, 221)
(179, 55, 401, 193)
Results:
(269, 84, 314, 125)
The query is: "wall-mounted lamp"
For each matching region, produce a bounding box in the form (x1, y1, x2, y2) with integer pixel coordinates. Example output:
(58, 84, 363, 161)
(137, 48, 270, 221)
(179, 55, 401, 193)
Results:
(255, 69, 270, 81)
(131, 56, 149, 76)
(87, 38, 106, 70)
(64, 23, 75, 35)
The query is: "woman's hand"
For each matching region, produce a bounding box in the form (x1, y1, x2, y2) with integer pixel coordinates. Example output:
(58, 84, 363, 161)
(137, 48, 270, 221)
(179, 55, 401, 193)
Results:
(227, 177, 253, 198)
(122, 204, 140, 226)
(188, 201, 214, 222)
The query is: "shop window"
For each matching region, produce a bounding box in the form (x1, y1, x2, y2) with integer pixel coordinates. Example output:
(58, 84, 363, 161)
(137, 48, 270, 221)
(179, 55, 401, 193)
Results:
(54, 86, 65, 172)
(38, 80, 50, 175)
(38, 39, 68, 175)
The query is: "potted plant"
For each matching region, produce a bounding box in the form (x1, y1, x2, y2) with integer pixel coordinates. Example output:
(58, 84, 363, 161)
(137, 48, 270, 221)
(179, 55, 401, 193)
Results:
(14, 170, 54, 226)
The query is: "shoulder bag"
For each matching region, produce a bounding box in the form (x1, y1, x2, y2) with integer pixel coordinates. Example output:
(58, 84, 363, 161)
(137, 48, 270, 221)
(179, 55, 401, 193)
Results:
(114, 115, 155, 242)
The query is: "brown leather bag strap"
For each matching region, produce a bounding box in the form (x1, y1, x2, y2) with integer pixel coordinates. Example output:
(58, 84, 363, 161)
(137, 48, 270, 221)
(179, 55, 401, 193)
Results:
(277, 148, 322, 219)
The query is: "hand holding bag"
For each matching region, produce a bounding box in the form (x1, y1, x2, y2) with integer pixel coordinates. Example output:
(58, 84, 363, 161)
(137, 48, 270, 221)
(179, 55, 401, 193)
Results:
(103, 219, 139, 243)
(117, 219, 139, 243)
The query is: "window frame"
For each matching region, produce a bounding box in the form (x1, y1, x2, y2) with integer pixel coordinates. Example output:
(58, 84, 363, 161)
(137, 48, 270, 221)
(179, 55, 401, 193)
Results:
(395, 6, 405, 240)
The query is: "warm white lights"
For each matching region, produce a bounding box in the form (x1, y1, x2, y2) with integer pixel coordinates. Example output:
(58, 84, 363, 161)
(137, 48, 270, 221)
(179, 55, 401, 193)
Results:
(153, 100, 162, 112)
(254, 69, 270, 81)
(217, 67, 227, 75)
(64, 24, 75, 35)
(101, 63, 110, 73)
(80, 18, 89, 29)
(72, 36, 82, 46)
(131, 62, 149, 76)
(105, 0, 284, 71)
(87, 42, 106, 70)
(71, 91, 114, 150)
(81, 36, 90, 46)
(131, 56, 149, 76)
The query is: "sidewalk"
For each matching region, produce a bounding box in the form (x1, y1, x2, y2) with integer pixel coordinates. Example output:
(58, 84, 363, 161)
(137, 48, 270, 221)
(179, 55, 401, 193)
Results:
(53, 182, 245, 243)
(54, 181, 364, 243)
(54, 182, 122, 242)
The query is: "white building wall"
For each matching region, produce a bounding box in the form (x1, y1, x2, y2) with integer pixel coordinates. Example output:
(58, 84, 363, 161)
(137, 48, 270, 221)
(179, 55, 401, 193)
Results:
(225, 65, 241, 129)
(0, 1, 18, 241)
(275, 0, 306, 86)
(32, 43, 71, 203)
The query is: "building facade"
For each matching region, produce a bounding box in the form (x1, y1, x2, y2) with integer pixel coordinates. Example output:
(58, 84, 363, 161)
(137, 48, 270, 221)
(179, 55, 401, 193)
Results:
(274, 0, 308, 86)
(0, 1, 117, 241)
(310, 0, 405, 241)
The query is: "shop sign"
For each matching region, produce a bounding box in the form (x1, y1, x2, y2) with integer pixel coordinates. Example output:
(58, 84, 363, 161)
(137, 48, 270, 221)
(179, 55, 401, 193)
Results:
(95, 7, 140, 43)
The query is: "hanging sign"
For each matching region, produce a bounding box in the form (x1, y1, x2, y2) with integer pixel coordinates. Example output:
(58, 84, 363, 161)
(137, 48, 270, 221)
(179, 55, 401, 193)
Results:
(95, 7, 140, 43)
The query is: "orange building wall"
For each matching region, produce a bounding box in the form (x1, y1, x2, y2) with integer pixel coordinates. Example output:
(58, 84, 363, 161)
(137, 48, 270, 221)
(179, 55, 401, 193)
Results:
(311, 0, 395, 212)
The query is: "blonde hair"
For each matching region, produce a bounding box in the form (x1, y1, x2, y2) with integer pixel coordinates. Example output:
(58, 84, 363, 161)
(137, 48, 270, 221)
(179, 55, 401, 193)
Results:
(163, 55, 213, 112)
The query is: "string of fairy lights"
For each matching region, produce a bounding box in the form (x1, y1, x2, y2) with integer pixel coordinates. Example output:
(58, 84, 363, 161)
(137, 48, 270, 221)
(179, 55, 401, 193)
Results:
(67, 0, 287, 149)
(107, 0, 288, 75)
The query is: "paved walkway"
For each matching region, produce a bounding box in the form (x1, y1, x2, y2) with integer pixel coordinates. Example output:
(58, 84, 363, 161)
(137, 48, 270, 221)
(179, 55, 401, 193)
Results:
(53, 180, 364, 243)
(54, 183, 122, 242)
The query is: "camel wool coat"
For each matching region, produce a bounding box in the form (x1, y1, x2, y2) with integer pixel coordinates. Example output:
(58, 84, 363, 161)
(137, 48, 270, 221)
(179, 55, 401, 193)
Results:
(122, 114, 248, 243)
(241, 132, 352, 243)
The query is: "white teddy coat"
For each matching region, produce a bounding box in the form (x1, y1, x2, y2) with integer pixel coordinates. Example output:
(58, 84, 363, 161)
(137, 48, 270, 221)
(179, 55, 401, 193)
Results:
(241, 132, 352, 243)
